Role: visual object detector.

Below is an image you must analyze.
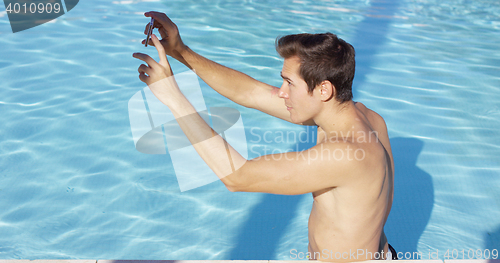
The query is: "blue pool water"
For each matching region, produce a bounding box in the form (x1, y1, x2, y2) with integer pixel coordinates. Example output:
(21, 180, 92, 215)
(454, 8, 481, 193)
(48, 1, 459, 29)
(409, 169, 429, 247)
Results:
(1, 0, 499, 260)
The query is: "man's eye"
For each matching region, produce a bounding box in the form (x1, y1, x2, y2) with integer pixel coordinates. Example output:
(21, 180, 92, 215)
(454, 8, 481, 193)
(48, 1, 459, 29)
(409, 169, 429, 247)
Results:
(287, 81, 292, 86)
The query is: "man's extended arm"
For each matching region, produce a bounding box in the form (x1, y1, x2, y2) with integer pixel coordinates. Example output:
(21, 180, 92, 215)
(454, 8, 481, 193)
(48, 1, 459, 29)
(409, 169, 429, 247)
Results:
(142, 11, 312, 124)
(133, 35, 347, 195)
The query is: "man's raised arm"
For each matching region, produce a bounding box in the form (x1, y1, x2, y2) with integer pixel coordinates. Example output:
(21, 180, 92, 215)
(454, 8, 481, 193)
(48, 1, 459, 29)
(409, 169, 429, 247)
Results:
(134, 35, 343, 195)
(142, 11, 305, 124)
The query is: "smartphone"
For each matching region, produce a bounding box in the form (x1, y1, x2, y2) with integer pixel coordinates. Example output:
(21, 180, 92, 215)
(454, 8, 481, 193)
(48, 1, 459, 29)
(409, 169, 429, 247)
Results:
(145, 18, 155, 47)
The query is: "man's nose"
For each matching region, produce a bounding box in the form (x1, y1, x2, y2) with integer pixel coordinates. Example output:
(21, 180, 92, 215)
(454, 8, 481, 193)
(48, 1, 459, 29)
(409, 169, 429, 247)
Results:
(278, 84, 289, 99)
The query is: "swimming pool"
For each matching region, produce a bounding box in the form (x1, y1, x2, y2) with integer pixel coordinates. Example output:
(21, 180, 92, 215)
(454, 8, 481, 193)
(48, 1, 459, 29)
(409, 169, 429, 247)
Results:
(0, 0, 499, 260)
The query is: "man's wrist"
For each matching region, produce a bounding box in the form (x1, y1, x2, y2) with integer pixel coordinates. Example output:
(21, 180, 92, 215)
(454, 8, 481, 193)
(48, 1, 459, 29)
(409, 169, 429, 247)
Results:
(171, 45, 191, 68)
(178, 43, 189, 54)
(147, 77, 180, 106)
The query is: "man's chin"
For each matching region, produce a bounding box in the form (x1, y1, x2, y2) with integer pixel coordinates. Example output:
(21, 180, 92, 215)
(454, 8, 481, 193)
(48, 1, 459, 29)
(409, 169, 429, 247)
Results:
(290, 116, 303, 125)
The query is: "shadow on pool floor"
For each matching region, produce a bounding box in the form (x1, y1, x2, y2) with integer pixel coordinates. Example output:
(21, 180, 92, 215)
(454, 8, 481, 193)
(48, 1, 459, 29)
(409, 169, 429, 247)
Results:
(385, 137, 434, 257)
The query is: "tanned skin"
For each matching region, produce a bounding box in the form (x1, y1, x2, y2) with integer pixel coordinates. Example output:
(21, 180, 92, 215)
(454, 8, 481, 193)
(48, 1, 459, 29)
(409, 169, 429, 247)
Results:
(133, 11, 394, 262)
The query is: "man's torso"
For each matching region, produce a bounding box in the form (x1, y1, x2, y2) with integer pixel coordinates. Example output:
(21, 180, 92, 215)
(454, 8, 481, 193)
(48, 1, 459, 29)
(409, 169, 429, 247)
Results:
(308, 102, 394, 262)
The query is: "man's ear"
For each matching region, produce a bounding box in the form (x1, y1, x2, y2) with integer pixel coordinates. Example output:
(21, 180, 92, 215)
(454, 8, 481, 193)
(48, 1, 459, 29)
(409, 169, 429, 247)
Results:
(318, 80, 335, 102)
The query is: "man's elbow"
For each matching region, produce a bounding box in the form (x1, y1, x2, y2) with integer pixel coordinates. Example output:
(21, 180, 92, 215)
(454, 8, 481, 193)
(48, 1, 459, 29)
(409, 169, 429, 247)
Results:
(223, 170, 245, 192)
(225, 184, 240, 192)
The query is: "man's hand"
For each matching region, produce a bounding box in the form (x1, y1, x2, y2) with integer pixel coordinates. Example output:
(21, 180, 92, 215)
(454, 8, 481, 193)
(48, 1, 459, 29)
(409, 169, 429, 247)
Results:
(133, 34, 178, 106)
(142, 11, 187, 61)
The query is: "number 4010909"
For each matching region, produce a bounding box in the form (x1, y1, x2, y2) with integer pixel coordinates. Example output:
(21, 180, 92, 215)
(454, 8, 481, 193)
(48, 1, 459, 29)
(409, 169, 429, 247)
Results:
(6, 2, 62, 14)
(444, 249, 498, 259)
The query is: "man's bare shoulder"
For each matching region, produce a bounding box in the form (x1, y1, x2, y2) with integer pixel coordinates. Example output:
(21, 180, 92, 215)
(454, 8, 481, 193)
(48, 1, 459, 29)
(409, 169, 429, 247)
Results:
(354, 102, 388, 132)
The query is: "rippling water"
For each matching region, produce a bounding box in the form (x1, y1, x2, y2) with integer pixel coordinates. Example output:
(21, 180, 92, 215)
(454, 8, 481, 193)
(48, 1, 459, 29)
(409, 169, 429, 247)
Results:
(1, 0, 499, 260)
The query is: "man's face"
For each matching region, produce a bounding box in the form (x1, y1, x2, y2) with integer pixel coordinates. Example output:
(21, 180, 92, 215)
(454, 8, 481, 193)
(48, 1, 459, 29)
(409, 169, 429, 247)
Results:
(279, 56, 322, 123)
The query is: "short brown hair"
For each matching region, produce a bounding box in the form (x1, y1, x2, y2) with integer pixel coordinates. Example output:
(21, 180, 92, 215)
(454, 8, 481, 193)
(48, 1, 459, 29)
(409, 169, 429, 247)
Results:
(276, 33, 355, 103)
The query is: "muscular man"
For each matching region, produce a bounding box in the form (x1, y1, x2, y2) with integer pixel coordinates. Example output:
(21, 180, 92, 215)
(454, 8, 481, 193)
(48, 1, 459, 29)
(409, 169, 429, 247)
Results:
(133, 11, 395, 262)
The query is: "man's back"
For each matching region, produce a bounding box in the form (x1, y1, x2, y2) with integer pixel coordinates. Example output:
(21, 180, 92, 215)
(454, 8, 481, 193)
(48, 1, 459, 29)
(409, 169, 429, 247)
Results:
(308, 102, 394, 261)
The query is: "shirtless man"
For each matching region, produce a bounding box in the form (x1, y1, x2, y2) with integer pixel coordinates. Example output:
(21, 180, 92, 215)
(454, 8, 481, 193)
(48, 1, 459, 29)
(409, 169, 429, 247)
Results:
(133, 11, 395, 262)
